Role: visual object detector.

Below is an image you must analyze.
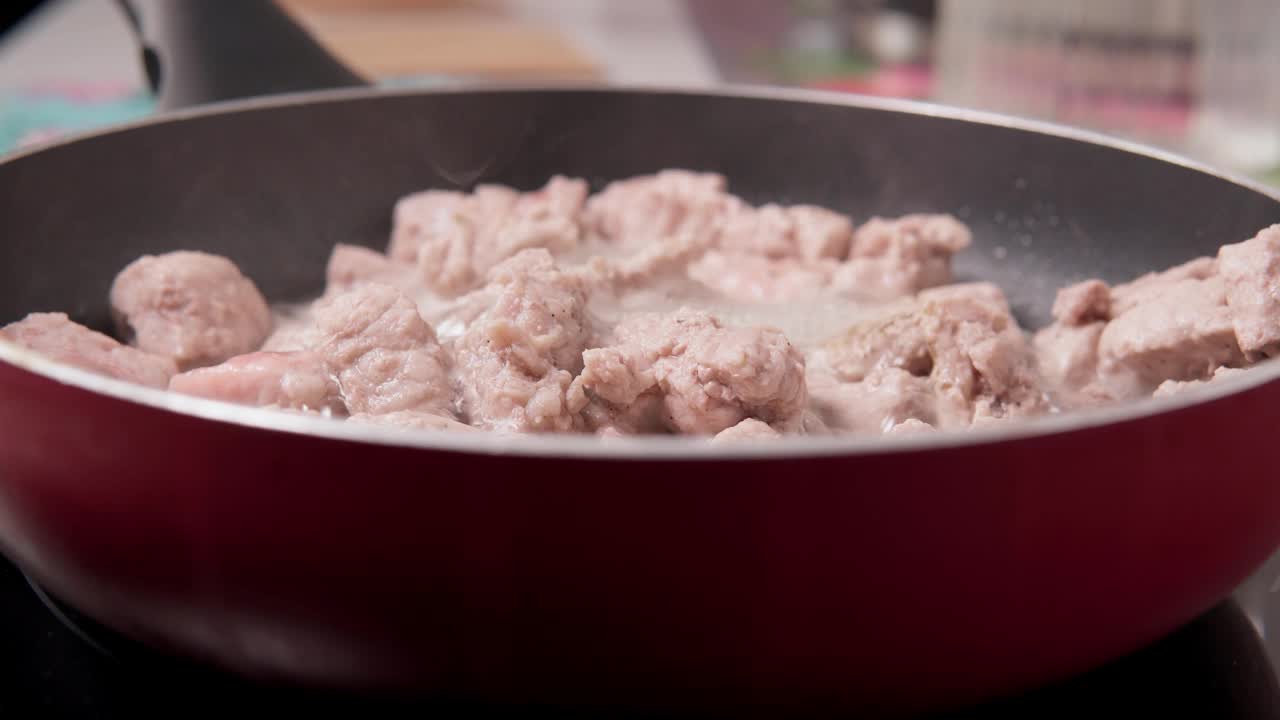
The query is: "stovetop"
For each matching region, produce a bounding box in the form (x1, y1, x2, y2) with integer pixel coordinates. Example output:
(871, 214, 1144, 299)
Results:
(3, 555, 1280, 719)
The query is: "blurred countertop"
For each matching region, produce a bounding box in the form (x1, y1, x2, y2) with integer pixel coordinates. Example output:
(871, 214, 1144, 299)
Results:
(0, 0, 720, 92)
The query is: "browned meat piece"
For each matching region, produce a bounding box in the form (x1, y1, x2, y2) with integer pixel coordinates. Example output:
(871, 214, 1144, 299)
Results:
(1, 312, 176, 388)
(824, 287, 1045, 426)
(570, 308, 807, 435)
(1097, 276, 1244, 393)
(1110, 256, 1216, 316)
(1218, 225, 1280, 360)
(1033, 322, 1107, 404)
(110, 251, 272, 370)
(887, 418, 936, 434)
(686, 252, 837, 303)
(390, 176, 588, 296)
(711, 418, 782, 443)
(311, 283, 455, 416)
(717, 201, 853, 261)
(168, 350, 343, 414)
(454, 249, 594, 432)
(1152, 367, 1247, 398)
(325, 244, 414, 297)
(1052, 279, 1112, 326)
(347, 410, 478, 433)
(832, 214, 972, 300)
(806, 366, 939, 433)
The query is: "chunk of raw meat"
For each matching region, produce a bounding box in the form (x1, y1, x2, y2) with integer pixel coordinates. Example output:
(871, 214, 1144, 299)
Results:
(917, 281, 1009, 309)
(1052, 279, 1111, 326)
(311, 283, 454, 416)
(806, 366, 939, 434)
(1152, 367, 1247, 398)
(584, 170, 728, 249)
(832, 214, 972, 300)
(717, 201, 853, 261)
(110, 251, 273, 370)
(711, 418, 781, 443)
(454, 249, 595, 432)
(824, 288, 1045, 426)
(687, 252, 837, 303)
(1097, 275, 1244, 393)
(1218, 225, 1280, 360)
(575, 390, 668, 436)
(168, 350, 343, 414)
(390, 176, 588, 296)
(325, 244, 413, 297)
(347, 410, 478, 433)
(1033, 322, 1107, 404)
(261, 306, 318, 352)
(605, 230, 718, 287)
(886, 417, 936, 434)
(571, 308, 808, 435)
(1, 312, 176, 388)
(1110, 256, 1216, 316)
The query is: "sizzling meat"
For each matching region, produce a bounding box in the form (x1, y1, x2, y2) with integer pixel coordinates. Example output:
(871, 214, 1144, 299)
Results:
(9, 171, 1280, 440)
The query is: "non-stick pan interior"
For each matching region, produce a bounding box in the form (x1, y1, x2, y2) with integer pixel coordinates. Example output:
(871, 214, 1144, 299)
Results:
(2, 88, 1277, 332)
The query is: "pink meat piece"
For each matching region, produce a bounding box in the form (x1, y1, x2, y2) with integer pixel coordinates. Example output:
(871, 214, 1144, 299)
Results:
(1, 312, 176, 388)
(168, 350, 343, 414)
(1218, 224, 1280, 360)
(824, 287, 1045, 426)
(832, 214, 972, 300)
(886, 418, 936, 435)
(687, 252, 837, 303)
(1152, 367, 1247, 398)
(806, 366, 939, 434)
(110, 251, 273, 370)
(311, 283, 455, 416)
(576, 391, 668, 436)
(717, 201, 853, 261)
(390, 176, 588, 296)
(454, 249, 594, 432)
(711, 418, 782, 444)
(325, 244, 415, 297)
(347, 410, 478, 433)
(584, 170, 728, 249)
(1052, 279, 1112, 326)
(261, 307, 318, 353)
(570, 308, 808, 435)
(1097, 275, 1244, 393)
(917, 282, 1012, 313)
(388, 189, 466, 264)
(605, 230, 718, 287)
(1032, 321, 1107, 405)
(1110, 256, 1216, 316)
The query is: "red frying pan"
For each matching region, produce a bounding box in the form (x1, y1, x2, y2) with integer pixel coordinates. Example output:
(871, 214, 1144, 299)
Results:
(1, 2, 1278, 714)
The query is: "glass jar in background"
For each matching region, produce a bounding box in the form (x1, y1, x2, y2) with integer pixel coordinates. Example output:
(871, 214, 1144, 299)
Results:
(1190, 0, 1280, 177)
(933, 0, 1197, 150)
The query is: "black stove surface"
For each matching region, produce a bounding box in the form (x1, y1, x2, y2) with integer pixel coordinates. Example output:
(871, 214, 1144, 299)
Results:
(3, 555, 1280, 719)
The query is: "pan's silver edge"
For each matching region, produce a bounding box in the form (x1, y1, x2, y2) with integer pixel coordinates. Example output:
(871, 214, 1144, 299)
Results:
(6, 82, 1279, 204)
(3, 83, 1280, 461)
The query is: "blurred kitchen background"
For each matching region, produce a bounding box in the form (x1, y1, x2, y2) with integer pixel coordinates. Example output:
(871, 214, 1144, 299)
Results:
(1, 0, 1278, 184)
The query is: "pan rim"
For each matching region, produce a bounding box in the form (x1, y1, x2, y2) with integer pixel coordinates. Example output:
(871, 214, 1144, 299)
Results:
(3, 82, 1279, 461)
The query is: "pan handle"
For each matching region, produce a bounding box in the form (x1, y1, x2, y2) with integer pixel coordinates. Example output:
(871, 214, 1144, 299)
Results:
(113, 0, 367, 112)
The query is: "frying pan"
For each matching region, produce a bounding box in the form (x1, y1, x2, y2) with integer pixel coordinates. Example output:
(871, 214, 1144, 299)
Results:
(1, 1, 1279, 714)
